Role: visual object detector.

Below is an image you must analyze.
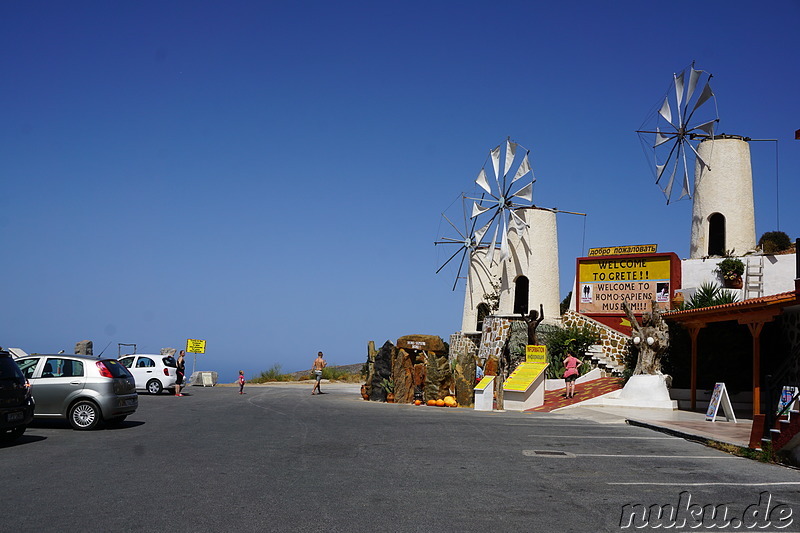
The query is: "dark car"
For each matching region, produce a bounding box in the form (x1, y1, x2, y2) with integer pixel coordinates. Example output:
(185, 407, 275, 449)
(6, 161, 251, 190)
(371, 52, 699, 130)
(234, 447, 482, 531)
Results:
(0, 349, 35, 443)
(15, 354, 137, 430)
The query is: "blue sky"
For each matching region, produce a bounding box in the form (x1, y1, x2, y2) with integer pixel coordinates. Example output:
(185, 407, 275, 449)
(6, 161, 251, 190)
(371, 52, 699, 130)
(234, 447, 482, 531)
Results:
(2, 1, 799, 382)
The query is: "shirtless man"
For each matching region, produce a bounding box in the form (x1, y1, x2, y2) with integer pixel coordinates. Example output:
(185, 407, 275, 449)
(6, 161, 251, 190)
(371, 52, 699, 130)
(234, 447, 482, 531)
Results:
(311, 351, 327, 395)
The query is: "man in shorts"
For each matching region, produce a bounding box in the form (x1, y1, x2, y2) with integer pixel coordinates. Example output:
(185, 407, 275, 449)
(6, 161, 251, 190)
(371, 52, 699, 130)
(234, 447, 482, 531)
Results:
(311, 351, 326, 395)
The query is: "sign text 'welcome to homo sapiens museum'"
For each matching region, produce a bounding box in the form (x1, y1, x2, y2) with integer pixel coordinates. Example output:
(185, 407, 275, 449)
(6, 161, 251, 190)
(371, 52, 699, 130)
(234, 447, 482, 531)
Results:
(576, 251, 681, 316)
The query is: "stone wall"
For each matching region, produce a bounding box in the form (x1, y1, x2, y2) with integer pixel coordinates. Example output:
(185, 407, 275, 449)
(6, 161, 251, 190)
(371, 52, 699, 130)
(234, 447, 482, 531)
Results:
(561, 309, 630, 369)
(449, 332, 481, 361)
(477, 316, 513, 363)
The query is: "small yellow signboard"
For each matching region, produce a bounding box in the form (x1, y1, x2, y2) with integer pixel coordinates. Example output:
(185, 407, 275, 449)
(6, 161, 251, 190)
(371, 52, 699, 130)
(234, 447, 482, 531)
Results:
(186, 339, 206, 354)
(503, 362, 548, 392)
(587, 244, 658, 257)
(526, 345, 547, 363)
(475, 376, 494, 391)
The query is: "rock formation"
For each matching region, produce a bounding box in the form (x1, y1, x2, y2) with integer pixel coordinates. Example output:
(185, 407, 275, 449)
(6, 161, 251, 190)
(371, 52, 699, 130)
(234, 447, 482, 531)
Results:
(369, 341, 395, 401)
(74, 340, 93, 355)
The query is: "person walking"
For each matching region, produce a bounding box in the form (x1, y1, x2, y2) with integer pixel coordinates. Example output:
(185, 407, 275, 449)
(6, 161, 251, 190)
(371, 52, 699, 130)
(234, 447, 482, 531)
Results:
(563, 351, 581, 399)
(311, 351, 326, 395)
(238, 370, 246, 394)
(175, 350, 186, 396)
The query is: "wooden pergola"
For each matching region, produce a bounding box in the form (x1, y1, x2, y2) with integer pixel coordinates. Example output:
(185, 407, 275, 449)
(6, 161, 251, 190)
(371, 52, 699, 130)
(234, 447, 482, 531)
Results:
(665, 289, 800, 417)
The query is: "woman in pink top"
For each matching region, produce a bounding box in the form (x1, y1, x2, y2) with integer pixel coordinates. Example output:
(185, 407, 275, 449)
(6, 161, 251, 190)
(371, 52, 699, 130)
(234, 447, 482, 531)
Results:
(563, 352, 581, 399)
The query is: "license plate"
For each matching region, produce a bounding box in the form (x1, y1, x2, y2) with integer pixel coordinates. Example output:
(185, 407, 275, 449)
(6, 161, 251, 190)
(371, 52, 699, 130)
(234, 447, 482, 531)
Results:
(7, 411, 23, 422)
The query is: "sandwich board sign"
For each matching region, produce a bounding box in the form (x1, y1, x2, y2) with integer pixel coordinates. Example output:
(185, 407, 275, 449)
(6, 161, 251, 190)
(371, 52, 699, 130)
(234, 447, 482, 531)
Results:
(777, 386, 798, 418)
(706, 382, 737, 423)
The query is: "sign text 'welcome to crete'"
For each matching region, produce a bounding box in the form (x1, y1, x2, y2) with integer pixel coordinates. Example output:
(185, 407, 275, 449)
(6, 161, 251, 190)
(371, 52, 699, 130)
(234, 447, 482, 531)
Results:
(576, 252, 680, 315)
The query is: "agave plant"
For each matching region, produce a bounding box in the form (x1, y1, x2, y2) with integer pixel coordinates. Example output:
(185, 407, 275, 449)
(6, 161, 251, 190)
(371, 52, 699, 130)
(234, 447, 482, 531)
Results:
(379, 378, 395, 394)
(682, 282, 739, 310)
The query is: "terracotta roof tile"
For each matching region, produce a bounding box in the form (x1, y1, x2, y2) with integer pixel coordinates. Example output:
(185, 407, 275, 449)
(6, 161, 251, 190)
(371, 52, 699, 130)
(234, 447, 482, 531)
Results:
(665, 290, 798, 318)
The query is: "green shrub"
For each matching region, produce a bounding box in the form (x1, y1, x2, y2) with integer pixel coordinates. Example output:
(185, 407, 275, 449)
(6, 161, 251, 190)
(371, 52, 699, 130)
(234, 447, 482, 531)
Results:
(560, 291, 572, 314)
(321, 367, 348, 380)
(251, 364, 291, 383)
(758, 231, 792, 254)
(541, 325, 599, 379)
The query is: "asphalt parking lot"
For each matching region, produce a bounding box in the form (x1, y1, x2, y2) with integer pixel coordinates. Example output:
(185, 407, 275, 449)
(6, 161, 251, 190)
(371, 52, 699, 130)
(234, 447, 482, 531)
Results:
(2, 383, 799, 532)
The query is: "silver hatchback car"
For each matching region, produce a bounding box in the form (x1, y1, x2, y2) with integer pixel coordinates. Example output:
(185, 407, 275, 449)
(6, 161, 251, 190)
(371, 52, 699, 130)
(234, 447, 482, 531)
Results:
(15, 354, 138, 430)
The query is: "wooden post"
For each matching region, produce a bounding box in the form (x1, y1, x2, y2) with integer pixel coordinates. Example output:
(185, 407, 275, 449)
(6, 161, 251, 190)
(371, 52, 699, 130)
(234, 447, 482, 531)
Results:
(749, 414, 766, 449)
(746, 322, 765, 417)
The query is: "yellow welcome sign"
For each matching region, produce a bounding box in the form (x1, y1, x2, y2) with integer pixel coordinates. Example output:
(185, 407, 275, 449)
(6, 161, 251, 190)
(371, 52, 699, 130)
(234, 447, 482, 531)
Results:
(526, 345, 546, 363)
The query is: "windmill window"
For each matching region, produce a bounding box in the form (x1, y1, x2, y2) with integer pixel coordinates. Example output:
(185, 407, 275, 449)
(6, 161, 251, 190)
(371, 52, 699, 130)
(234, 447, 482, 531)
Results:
(708, 212, 726, 256)
(513, 276, 529, 315)
(476, 303, 490, 332)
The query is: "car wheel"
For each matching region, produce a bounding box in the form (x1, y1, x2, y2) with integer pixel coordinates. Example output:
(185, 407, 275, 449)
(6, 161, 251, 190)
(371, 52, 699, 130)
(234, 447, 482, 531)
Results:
(69, 400, 101, 430)
(0, 426, 25, 443)
(146, 379, 163, 395)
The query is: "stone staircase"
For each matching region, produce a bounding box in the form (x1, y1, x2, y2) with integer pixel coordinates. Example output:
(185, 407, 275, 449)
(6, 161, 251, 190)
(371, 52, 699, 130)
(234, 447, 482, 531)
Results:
(764, 409, 800, 451)
(585, 344, 624, 377)
(562, 310, 629, 378)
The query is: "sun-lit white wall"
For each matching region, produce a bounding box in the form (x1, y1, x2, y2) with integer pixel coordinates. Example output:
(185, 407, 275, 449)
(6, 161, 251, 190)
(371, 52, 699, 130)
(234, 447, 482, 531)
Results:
(460, 207, 560, 332)
(690, 137, 756, 258)
(680, 254, 796, 297)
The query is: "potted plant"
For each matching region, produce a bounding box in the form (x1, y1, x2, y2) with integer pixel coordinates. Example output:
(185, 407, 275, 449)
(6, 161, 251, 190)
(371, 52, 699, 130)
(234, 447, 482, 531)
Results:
(380, 378, 395, 403)
(715, 257, 745, 289)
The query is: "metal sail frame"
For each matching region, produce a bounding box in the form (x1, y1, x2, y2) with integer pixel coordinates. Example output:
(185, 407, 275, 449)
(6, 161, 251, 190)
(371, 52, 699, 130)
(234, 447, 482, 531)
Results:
(636, 63, 719, 204)
(434, 194, 486, 291)
(464, 139, 535, 265)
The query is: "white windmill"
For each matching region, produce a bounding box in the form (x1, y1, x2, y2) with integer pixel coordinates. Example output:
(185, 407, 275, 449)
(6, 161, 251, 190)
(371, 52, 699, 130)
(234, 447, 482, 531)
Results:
(637, 63, 756, 259)
(435, 139, 562, 333)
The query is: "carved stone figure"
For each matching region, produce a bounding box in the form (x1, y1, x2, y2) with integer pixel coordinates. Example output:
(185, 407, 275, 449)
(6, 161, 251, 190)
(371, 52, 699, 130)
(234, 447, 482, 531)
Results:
(622, 300, 669, 375)
(525, 304, 544, 345)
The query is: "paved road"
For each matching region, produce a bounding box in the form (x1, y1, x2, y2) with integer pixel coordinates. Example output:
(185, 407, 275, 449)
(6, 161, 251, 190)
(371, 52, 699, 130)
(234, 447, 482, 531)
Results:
(2, 383, 799, 532)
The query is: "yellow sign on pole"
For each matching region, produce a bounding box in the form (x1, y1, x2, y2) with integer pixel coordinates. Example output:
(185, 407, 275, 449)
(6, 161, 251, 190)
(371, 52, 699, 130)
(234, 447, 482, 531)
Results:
(186, 339, 206, 354)
(525, 345, 547, 363)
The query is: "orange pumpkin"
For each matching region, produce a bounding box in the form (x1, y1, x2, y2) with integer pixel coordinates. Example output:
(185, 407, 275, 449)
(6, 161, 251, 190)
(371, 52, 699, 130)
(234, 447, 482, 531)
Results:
(427, 399, 436, 406)
(444, 396, 457, 407)
(414, 400, 421, 406)
(435, 399, 445, 407)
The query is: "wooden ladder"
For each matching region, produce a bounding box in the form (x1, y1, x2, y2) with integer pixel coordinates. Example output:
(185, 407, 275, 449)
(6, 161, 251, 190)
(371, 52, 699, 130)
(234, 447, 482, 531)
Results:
(744, 255, 764, 299)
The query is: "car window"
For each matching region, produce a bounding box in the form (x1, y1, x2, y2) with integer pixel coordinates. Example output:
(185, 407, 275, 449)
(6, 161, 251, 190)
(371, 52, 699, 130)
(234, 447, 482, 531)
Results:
(17, 358, 40, 379)
(0, 356, 25, 380)
(136, 357, 155, 368)
(119, 357, 134, 368)
(42, 358, 84, 378)
(100, 359, 132, 378)
(162, 356, 177, 368)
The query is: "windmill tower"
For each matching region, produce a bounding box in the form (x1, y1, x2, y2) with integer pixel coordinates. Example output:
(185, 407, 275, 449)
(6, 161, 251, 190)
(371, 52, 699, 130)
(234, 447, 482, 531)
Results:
(637, 64, 756, 257)
(690, 135, 756, 258)
(459, 206, 560, 334)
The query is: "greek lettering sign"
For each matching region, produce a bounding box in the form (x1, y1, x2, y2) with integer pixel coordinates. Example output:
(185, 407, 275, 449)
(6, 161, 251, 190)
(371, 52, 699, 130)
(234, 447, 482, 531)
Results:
(577, 253, 679, 314)
(587, 244, 657, 257)
(525, 345, 547, 363)
(186, 339, 206, 354)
